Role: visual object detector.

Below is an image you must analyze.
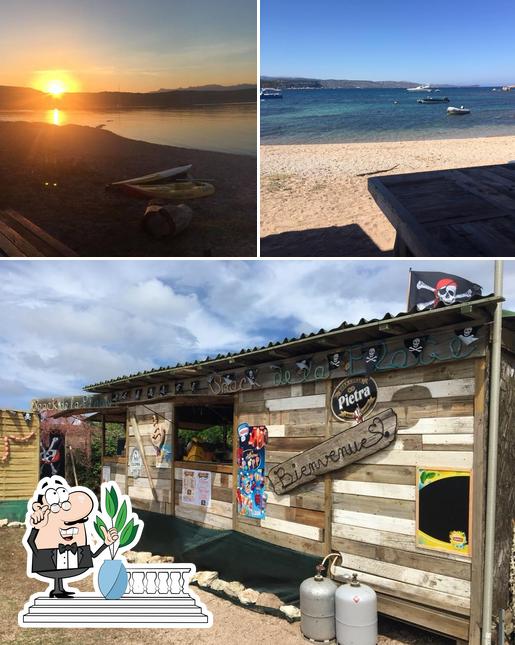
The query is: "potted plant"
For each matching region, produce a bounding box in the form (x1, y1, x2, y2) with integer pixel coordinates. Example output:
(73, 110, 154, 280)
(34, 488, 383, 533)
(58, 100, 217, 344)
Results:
(94, 483, 142, 600)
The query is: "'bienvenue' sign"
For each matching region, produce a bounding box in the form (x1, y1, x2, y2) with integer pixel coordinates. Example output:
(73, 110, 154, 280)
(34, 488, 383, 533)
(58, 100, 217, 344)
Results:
(268, 409, 397, 495)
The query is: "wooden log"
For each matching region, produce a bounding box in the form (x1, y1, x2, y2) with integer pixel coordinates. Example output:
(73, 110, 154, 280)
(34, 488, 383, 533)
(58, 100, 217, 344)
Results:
(142, 202, 192, 238)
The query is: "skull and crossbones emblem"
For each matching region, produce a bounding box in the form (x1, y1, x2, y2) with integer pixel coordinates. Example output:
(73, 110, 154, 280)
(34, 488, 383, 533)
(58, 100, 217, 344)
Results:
(416, 278, 472, 310)
(456, 327, 479, 346)
(365, 348, 378, 363)
(245, 368, 259, 386)
(409, 338, 423, 353)
(40, 436, 61, 476)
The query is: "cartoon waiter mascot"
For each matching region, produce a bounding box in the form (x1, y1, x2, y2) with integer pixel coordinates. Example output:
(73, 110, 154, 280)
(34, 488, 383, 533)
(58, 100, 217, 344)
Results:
(24, 477, 118, 598)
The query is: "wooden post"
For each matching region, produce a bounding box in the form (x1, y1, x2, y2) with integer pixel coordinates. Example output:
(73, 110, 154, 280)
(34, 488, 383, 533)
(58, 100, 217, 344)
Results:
(324, 379, 333, 556)
(469, 357, 488, 645)
(169, 404, 175, 517)
(129, 410, 158, 502)
(101, 414, 106, 461)
(232, 396, 239, 531)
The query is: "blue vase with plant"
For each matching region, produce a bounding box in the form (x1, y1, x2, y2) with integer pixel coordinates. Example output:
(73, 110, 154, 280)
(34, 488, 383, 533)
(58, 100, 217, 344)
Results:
(94, 483, 141, 600)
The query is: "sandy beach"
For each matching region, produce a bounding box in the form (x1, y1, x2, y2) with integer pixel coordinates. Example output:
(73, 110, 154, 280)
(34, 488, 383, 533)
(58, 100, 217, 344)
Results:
(260, 135, 515, 256)
(0, 121, 256, 257)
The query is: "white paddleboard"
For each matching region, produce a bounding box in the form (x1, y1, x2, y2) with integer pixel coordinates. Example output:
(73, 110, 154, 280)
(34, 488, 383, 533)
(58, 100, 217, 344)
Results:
(112, 164, 192, 186)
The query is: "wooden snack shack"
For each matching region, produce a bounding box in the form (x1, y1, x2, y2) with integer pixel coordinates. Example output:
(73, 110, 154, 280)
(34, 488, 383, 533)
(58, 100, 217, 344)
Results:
(33, 296, 515, 644)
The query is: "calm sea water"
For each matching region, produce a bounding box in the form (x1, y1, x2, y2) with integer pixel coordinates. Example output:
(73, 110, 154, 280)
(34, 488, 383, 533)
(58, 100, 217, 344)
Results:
(0, 103, 257, 156)
(261, 87, 515, 144)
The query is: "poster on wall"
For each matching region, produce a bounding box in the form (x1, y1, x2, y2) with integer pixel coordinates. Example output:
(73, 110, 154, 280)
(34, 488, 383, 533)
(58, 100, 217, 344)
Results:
(151, 414, 172, 468)
(181, 469, 212, 507)
(416, 468, 472, 556)
(40, 432, 65, 478)
(128, 447, 142, 478)
(236, 423, 268, 519)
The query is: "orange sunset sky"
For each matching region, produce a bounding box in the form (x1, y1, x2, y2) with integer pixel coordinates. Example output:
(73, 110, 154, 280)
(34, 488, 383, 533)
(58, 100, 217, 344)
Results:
(1, 0, 256, 94)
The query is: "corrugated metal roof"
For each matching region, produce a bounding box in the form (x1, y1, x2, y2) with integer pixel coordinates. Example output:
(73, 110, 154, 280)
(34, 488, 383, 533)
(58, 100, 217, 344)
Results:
(84, 295, 500, 392)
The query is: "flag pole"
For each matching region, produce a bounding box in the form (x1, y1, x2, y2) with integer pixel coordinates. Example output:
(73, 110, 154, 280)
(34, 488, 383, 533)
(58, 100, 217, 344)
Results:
(481, 259, 504, 645)
(406, 267, 412, 311)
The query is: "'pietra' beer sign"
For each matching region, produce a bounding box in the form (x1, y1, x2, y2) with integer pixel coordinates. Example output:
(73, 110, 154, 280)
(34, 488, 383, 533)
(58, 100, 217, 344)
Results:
(331, 376, 377, 422)
(268, 409, 397, 495)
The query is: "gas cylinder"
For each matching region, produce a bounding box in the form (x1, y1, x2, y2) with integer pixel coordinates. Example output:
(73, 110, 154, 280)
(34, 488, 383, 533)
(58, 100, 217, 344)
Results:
(335, 573, 377, 645)
(300, 564, 338, 642)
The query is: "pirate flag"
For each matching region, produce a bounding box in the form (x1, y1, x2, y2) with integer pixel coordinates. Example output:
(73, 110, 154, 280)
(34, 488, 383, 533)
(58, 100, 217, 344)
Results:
(408, 271, 482, 311)
(455, 326, 480, 346)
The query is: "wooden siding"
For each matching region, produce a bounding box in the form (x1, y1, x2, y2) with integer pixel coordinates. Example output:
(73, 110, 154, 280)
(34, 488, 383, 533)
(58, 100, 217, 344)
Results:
(331, 359, 479, 641)
(126, 403, 173, 514)
(0, 410, 39, 500)
(236, 380, 328, 557)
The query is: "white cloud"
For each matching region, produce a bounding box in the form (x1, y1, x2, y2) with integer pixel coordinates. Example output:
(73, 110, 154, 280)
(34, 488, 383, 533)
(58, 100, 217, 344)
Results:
(0, 259, 512, 410)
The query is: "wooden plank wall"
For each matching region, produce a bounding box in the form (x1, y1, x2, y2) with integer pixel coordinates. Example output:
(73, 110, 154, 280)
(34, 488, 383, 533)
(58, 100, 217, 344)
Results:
(0, 410, 39, 500)
(493, 350, 515, 613)
(103, 457, 127, 493)
(331, 359, 479, 642)
(235, 381, 328, 557)
(174, 463, 233, 530)
(126, 403, 173, 514)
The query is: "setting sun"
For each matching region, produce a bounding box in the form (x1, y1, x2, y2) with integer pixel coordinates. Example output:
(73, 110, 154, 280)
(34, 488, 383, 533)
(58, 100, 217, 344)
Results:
(46, 79, 66, 97)
(32, 70, 80, 96)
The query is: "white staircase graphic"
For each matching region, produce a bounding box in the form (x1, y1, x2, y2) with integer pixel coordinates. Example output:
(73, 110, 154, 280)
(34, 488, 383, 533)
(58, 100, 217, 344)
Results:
(20, 564, 211, 628)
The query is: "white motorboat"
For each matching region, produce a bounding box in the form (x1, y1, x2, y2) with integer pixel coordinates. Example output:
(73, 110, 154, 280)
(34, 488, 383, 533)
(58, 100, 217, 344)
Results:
(407, 84, 432, 92)
(447, 106, 470, 115)
(260, 88, 283, 99)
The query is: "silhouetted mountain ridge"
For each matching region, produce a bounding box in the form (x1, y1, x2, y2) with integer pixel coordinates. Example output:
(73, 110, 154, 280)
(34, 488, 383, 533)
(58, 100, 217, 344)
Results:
(0, 85, 256, 109)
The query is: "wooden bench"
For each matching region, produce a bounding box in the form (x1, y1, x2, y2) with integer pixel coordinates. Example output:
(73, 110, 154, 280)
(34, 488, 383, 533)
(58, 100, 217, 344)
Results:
(368, 163, 515, 256)
(0, 210, 77, 256)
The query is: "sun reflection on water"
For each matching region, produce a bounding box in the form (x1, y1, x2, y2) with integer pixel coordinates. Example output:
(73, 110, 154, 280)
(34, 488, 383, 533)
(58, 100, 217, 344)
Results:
(48, 108, 66, 126)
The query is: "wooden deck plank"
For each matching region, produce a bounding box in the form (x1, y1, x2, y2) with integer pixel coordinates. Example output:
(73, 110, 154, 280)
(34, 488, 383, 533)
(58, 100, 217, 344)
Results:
(368, 163, 515, 256)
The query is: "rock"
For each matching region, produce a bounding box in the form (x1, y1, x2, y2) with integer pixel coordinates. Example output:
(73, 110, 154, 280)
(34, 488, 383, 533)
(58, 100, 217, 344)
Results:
(7, 521, 23, 528)
(280, 605, 301, 620)
(209, 578, 229, 593)
(0, 519, 8, 528)
(195, 571, 219, 588)
(238, 588, 259, 605)
(224, 581, 245, 599)
(256, 592, 283, 609)
(124, 550, 138, 563)
(133, 551, 153, 563)
(160, 555, 174, 563)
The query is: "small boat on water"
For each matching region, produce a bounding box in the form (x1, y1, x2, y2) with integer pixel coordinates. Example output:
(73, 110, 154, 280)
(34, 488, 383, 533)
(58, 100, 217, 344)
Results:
(417, 97, 450, 103)
(407, 84, 432, 92)
(260, 88, 283, 99)
(447, 106, 470, 115)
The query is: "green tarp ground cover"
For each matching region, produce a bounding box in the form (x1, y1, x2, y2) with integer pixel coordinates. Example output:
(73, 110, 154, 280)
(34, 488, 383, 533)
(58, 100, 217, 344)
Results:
(0, 499, 27, 521)
(136, 510, 320, 605)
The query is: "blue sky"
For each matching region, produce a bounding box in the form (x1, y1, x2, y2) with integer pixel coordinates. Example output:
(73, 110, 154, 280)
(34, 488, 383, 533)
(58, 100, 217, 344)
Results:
(1, 0, 256, 91)
(261, 0, 515, 85)
(0, 260, 513, 411)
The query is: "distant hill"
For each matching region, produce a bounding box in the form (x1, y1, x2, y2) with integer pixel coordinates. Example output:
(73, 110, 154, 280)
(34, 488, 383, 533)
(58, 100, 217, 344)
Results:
(0, 85, 256, 110)
(261, 77, 482, 89)
(155, 84, 256, 92)
(261, 77, 422, 89)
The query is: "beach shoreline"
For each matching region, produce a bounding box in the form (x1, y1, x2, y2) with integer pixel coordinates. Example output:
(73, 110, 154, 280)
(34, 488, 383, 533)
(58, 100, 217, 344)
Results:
(0, 121, 256, 257)
(260, 134, 515, 256)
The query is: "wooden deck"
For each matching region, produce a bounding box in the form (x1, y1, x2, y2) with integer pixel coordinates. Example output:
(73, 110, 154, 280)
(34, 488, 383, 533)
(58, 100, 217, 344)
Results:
(0, 210, 77, 256)
(368, 163, 515, 256)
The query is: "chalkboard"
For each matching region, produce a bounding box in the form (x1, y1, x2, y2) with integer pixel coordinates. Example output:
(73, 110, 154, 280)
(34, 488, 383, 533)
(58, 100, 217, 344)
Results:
(416, 469, 471, 556)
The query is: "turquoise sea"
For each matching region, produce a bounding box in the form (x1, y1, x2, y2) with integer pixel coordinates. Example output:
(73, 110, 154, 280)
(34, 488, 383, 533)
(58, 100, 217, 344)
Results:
(260, 87, 515, 144)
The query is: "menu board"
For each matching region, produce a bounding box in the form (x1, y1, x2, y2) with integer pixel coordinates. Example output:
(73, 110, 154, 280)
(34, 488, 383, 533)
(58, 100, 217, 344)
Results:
(181, 469, 212, 507)
(416, 468, 472, 556)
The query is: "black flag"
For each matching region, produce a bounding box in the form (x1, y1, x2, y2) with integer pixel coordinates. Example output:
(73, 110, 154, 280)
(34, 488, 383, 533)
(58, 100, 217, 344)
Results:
(408, 271, 482, 311)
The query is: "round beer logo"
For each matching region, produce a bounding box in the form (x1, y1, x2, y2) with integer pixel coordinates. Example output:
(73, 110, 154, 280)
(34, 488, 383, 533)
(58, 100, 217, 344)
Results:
(331, 376, 378, 422)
